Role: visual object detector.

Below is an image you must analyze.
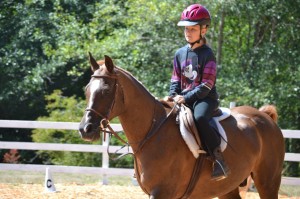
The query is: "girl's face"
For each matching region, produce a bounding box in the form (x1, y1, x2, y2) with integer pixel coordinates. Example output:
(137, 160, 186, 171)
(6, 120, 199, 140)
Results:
(184, 25, 201, 43)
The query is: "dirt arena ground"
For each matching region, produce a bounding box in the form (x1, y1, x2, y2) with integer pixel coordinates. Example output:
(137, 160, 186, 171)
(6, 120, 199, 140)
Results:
(0, 183, 295, 199)
(0, 171, 298, 199)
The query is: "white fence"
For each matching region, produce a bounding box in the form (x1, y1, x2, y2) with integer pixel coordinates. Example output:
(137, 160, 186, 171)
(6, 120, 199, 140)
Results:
(0, 120, 299, 185)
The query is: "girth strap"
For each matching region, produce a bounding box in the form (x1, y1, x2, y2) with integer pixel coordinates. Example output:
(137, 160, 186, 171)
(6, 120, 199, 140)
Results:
(180, 154, 205, 199)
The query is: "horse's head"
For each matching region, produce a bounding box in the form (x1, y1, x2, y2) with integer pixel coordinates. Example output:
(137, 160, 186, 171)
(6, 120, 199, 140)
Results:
(79, 52, 119, 141)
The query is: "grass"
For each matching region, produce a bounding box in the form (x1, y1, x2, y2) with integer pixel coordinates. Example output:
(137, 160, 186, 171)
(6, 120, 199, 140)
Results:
(0, 171, 135, 186)
(278, 185, 300, 197)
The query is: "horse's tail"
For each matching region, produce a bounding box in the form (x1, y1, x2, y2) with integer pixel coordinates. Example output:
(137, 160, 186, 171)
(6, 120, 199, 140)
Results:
(259, 105, 278, 123)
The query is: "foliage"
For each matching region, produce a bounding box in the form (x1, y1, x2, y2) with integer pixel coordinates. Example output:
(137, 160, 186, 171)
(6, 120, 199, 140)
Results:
(0, 0, 299, 175)
(212, 0, 300, 176)
(31, 90, 102, 166)
(3, 149, 21, 163)
(31, 89, 133, 167)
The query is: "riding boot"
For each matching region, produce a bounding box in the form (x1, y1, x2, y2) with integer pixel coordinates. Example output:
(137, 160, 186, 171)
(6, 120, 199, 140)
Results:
(211, 146, 230, 181)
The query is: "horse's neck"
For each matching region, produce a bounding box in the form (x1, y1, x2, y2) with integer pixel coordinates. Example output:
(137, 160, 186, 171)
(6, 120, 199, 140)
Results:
(117, 71, 165, 149)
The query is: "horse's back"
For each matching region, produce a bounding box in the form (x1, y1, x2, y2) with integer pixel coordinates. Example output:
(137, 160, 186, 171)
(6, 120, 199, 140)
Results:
(231, 105, 283, 141)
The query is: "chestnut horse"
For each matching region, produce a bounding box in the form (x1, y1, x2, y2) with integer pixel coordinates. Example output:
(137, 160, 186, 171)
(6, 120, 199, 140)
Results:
(79, 53, 285, 199)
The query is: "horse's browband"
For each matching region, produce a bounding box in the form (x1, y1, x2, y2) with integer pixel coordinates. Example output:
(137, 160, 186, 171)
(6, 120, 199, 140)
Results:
(91, 74, 118, 79)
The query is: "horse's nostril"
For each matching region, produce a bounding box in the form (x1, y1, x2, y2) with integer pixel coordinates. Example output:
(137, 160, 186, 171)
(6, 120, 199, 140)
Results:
(84, 123, 93, 133)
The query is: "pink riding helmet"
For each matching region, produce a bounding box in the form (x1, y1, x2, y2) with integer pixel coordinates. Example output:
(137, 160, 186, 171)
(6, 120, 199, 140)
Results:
(177, 4, 211, 26)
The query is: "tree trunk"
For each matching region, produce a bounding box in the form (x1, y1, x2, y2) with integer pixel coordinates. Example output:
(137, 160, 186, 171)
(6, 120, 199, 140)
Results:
(217, 7, 225, 67)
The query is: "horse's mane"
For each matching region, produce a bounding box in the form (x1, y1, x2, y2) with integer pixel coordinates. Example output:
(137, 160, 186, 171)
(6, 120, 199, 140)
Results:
(115, 66, 156, 99)
(96, 59, 157, 99)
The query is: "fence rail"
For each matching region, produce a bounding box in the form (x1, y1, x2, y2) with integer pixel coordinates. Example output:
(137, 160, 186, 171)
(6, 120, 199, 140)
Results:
(0, 120, 299, 185)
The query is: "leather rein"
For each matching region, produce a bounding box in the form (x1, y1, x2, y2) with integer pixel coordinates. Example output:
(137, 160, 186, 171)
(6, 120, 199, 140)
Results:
(85, 73, 176, 152)
(85, 73, 201, 198)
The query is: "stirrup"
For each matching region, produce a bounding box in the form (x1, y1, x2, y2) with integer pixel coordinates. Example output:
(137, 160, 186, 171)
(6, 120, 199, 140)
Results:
(211, 160, 229, 181)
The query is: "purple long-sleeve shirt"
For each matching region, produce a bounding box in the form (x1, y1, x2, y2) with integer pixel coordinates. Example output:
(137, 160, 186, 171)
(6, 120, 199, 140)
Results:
(169, 44, 219, 104)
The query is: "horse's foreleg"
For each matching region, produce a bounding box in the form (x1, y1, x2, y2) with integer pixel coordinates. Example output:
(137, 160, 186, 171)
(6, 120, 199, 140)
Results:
(218, 188, 241, 199)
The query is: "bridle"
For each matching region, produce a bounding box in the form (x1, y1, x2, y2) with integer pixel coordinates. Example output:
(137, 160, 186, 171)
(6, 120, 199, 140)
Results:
(85, 73, 128, 144)
(84, 71, 177, 151)
(84, 71, 200, 198)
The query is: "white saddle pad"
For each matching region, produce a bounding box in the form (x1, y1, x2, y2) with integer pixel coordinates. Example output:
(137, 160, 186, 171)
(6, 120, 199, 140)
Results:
(179, 107, 231, 158)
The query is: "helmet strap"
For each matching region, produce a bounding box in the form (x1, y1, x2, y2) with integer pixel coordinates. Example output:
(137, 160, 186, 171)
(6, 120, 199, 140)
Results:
(188, 25, 205, 48)
(188, 39, 201, 48)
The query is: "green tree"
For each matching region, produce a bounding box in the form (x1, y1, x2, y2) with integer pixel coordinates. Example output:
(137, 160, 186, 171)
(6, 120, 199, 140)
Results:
(1, 0, 299, 176)
(0, 0, 97, 162)
(210, 0, 300, 176)
(32, 90, 133, 167)
(31, 90, 102, 166)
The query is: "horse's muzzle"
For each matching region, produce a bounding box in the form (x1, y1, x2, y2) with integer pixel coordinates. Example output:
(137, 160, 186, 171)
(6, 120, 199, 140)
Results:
(79, 122, 100, 141)
(83, 123, 93, 133)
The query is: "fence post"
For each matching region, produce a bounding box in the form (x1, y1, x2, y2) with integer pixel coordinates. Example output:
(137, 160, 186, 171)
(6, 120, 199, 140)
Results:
(229, 102, 236, 108)
(102, 136, 109, 185)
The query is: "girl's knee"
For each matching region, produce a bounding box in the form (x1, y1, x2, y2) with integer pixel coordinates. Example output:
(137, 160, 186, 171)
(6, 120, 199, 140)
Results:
(194, 115, 208, 124)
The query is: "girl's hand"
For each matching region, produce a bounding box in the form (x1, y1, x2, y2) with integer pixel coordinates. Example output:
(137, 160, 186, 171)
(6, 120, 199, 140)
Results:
(173, 95, 185, 104)
(164, 96, 174, 102)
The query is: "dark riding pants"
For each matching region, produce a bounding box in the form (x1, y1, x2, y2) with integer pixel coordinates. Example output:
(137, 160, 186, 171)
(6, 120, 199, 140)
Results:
(190, 97, 220, 154)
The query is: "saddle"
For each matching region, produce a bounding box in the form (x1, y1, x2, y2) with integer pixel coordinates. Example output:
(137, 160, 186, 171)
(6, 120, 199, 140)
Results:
(177, 104, 231, 158)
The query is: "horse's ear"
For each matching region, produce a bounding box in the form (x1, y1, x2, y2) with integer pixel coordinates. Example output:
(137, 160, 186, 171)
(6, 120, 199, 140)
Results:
(104, 55, 114, 74)
(89, 52, 99, 72)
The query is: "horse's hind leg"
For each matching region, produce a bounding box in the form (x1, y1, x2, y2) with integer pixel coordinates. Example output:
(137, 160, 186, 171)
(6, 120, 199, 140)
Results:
(251, 170, 281, 199)
(218, 188, 241, 199)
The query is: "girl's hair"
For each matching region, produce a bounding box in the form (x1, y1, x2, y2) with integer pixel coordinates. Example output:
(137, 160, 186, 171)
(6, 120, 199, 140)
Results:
(202, 36, 207, 44)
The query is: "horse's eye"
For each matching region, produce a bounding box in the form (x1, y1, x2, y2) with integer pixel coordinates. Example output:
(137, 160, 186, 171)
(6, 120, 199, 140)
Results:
(101, 84, 111, 95)
(102, 89, 110, 95)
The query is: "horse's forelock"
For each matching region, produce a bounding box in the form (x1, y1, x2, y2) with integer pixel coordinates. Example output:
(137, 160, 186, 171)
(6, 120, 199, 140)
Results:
(93, 60, 115, 76)
(97, 60, 105, 65)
